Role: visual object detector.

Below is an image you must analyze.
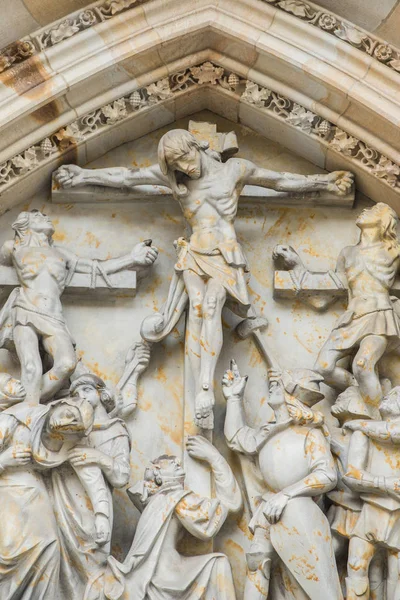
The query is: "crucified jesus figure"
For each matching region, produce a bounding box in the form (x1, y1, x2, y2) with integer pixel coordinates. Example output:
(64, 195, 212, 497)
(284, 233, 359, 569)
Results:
(56, 128, 353, 428)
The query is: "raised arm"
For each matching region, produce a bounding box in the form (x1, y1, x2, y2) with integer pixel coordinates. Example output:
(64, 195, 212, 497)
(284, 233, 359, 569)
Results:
(54, 163, 170, 190)
(186, 435, 242, 514)
(238, 158, 354, 196)
(222, 360, 259, 455)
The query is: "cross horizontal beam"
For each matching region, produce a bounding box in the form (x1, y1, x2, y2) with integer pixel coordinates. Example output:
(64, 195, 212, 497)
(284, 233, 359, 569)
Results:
(51, 179, 355, 208)
(274, 270, 400, 299)
(0, 265, 137, 300)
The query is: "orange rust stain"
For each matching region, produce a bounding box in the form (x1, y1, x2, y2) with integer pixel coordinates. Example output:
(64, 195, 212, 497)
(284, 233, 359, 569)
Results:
(52, 229, 67, 243)
(156, 367, 167, 384)
(84, 232, 101, 249)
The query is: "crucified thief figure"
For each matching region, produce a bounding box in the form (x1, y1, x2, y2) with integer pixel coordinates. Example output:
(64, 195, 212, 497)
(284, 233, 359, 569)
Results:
(56, 128, 353, 428)
(0, 210, 158, 405)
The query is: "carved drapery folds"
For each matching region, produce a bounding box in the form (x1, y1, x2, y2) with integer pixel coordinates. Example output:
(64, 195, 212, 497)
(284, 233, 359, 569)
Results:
(1, 0, 400, 597)
(1, 117, 400, 598)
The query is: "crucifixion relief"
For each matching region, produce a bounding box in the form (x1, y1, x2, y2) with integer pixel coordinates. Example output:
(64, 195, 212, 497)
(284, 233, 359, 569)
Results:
(55, 121, 354, 431)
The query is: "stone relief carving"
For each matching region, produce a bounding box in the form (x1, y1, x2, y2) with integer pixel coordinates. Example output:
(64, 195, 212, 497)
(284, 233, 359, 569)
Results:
(0, 375, 62, 599)
(104, 436, 242, 600)
(261, 0, 400, 73)
(342, 387, 400, 599)
(274, 203, 400, 419)
(55, 125, 352, 428)
(0, 209, 157, 404)
(2, 63, 399, 201)
(0, 0, 141, 72)
(1, 1, 399, 76)
(223, 361, 342, 599)
(3, 110, 400, 600)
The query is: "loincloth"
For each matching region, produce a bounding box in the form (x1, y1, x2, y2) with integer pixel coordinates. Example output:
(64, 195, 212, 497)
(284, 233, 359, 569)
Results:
(329, 308, 400, 351)
(11, 288, 74, 343)
(174, 239, 251, 316)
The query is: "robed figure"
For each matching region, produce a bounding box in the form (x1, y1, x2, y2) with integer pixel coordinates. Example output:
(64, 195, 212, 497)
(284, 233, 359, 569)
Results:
(104, 436, 242, 600)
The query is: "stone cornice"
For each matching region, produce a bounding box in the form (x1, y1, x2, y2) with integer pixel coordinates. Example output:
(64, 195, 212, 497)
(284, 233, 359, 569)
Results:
(0, 0, 144, 73)
(1, 0, 400, 77)
(0, 0, 399, 212)
(261, 0, 400, 74)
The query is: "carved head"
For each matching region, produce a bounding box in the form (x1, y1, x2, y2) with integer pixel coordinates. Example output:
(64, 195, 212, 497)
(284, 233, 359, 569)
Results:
(47, 398, 94, 439)
(356, 203, 399, 249)
(12, 209, 55, 246)
(379, 386, 400, 420)
(158, 130, 203, 177)
(158, 129, 219, 197)
(272, 244, 304, 270)
(269, 369, 324, 426)
(143, 454, 185, 493)
(281, 369, 324, 407)
(0, 373, 26, 410)
(70, 373, 114, 413)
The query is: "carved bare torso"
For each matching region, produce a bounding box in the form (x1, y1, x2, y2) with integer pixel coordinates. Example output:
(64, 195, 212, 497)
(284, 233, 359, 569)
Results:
(12, 245, 68, 319)
(342, 243, 399, 310)
(177, 160, 243, 250)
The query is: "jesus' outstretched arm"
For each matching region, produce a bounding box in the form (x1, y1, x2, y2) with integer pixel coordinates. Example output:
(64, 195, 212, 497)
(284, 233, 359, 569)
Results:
(238, 159, 354, 196)
(55, 163, 169, 189)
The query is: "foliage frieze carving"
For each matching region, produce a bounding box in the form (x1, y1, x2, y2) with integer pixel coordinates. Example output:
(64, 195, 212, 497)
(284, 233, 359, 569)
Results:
(0, 63, 399, 194)
(0, 0, 142, 72)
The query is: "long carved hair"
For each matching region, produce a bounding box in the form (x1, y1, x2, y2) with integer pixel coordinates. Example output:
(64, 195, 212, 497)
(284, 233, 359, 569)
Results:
(157, 129, 220, 197)
(377, 202, 400, 253)
(362, 202, 400, 254)
(11, 210, 54, 249)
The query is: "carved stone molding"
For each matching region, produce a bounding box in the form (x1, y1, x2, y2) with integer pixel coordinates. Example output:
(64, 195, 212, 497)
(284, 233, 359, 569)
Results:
(1, 0, 400, 77)
(262, 0, 400, 74)
(1, 63, 399, 200)
(1, 0, 400, 214)
(0, 0, 143, 73)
